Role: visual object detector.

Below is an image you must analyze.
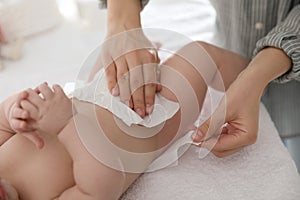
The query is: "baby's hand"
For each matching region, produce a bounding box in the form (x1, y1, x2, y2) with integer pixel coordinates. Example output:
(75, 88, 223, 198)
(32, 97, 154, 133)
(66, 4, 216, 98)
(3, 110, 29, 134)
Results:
(8, 90, 44, 149)
(23, 83, 73, 136)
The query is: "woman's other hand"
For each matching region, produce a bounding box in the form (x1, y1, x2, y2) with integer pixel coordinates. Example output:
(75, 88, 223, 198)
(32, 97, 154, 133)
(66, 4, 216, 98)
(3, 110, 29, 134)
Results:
(192, 47, 292, 157)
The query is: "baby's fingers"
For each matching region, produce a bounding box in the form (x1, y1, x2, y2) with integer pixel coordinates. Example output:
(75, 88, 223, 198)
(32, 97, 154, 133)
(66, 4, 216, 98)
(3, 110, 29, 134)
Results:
(22, 131, 44, 149)
(20, 100, 39, 120)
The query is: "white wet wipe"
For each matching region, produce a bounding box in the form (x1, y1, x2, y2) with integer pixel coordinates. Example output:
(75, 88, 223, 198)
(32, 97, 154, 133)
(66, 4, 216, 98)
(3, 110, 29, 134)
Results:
(64, 68, 180, 128)
(146, 130, 202, 171)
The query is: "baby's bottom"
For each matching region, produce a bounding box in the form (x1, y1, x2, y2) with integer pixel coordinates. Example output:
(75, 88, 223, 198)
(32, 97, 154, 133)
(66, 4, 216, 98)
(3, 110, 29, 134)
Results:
(59, 45, 208, 199)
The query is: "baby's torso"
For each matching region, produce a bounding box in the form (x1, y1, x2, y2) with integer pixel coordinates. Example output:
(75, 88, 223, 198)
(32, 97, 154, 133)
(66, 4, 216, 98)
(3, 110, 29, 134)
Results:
(0, 133, 74, 200)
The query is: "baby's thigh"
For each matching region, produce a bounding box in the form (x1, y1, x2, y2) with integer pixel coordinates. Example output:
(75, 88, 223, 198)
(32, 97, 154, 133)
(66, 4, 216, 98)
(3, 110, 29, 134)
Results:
(73, 100, 182, 192)
(60, 114, 132, 199)
(74, 146, 128, 199)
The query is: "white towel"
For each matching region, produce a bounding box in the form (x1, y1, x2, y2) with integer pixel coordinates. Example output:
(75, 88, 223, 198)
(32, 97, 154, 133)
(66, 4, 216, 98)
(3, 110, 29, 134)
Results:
(121, 103, 300, 200)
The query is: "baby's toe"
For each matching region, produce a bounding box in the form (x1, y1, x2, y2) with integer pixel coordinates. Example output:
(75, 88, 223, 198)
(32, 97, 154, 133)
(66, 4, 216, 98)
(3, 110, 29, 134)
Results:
(38, 82, 54, 100)
(16, 90, 28, 104)
(20, 100, 39, 120)
(13, 107, 29, 119)
(10, 118, 27, 131)
(26, 89, 44, 108)
(52, 84, 64, 95)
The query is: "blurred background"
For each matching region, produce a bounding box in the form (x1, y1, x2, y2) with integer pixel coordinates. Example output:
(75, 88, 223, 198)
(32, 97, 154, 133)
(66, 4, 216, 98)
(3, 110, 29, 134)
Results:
(0, 0, 298, 172)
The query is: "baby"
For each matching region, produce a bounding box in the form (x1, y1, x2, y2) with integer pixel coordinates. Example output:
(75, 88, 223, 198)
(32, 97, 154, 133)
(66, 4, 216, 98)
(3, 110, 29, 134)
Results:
(0, 42, 247, 200)
(0, 63, 205, 200)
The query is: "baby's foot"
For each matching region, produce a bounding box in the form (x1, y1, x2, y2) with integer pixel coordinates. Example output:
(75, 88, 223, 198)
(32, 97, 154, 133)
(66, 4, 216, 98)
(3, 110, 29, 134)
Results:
(23, 83, 73, 135)
(8, 90, 31, 132)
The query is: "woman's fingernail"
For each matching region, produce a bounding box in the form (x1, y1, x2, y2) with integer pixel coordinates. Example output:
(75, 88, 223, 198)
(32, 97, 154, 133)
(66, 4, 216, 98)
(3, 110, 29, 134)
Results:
(191, 130, 203, 141)
(146, 104, 154, 114)
(196, 129, 203, 138)
(111, 86, 119, 96)
(124, 100, 130, 107)
(191, 132, 198, 141)
(185, 124, 196, 132)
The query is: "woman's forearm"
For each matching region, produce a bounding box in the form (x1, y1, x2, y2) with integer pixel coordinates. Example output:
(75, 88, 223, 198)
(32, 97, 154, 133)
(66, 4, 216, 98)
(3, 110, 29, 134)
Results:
(106, 0, 142, 35)
(237, 47, 292, 96)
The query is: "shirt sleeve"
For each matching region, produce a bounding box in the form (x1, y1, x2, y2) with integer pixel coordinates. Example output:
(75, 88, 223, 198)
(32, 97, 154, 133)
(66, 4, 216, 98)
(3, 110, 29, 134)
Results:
(98, 0, 149, 10)
(253, 5, 300, 83)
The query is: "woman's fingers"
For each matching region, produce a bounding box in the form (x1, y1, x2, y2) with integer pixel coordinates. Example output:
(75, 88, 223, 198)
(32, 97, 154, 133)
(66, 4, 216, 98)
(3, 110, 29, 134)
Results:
(143, 50, 159, 115)
(143, 63, 157, 115)
(211, 146, 244, 158)
(193, 135, 245, 158)
(192, 109, 226, 142)
(105, 62, 119, 96)
(127, 56, 145, 117)
(103, 47, 160, 117)
(200, 130, 249, 152)
(116, 58, 132, 108)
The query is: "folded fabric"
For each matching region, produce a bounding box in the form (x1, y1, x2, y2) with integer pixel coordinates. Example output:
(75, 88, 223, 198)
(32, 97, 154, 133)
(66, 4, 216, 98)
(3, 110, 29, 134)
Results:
(66, 68, 180, 128)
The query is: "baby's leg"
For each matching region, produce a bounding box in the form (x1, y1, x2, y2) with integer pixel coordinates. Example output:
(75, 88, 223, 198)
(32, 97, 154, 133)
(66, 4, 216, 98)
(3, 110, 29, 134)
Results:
(55, 43, 208, 199)
(0, 95, 16, 145)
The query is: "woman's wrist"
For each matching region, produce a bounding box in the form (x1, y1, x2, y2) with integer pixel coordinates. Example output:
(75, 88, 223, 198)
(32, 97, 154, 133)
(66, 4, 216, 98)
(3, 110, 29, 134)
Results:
(236, 47, 292, 97)
(106, 0, 142, 36)
(235, 67, 267, 98)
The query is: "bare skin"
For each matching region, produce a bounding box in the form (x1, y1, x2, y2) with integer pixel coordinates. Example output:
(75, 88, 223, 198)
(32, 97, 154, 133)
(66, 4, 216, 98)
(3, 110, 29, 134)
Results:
(0, 42, 248, 200)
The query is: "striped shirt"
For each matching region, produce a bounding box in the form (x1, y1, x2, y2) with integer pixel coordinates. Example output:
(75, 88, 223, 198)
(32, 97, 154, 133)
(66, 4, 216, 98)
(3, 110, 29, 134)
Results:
(99, 0, 300, 137)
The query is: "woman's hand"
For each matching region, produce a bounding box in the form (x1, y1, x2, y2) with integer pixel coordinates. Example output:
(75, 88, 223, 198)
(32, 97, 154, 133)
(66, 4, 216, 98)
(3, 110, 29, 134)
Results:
(102, 38, 160, 118)
(192, 72, 262, 157)
(192, 47, 292, 157)
(90, 0, 161, 118)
